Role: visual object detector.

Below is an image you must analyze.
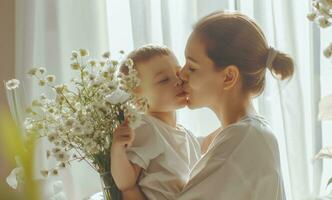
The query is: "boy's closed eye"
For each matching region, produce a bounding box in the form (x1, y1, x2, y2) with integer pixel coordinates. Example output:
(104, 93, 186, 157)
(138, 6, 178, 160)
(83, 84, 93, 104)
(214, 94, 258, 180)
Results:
(159, 77, 169, 83)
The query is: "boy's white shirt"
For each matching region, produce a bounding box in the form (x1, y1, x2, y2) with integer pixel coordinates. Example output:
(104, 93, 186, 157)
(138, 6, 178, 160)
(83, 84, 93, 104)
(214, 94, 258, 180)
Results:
(177, 114, 286, 200)
(125, 114, 201, 200)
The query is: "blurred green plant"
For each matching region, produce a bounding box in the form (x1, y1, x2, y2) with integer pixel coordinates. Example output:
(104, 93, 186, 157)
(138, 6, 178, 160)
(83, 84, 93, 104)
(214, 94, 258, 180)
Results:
(0, 111, 40, 200)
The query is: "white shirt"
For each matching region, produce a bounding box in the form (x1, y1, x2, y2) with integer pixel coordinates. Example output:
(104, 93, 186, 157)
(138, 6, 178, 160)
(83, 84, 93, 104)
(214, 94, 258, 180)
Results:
(126, 114, 201, 200)
(177, 114, 286, 200)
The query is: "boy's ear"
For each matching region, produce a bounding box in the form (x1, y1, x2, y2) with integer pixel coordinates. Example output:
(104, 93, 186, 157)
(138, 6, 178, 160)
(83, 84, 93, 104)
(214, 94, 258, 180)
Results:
(222, 65, 240, 90)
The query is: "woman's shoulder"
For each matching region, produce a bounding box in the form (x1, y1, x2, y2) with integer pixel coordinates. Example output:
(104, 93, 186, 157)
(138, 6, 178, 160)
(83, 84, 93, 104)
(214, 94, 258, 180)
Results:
(211, 115, 277, 148)
(226, 115, 280, 157)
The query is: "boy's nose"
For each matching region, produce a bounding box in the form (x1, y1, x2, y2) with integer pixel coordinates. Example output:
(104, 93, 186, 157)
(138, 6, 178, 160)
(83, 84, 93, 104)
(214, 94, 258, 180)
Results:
(175, 76, 184, 86)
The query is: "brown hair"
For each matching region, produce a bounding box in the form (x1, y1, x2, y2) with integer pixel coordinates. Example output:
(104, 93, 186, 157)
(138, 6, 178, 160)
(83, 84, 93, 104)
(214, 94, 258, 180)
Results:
(120, 44, 172, 75)
(193, 10, 294, 95)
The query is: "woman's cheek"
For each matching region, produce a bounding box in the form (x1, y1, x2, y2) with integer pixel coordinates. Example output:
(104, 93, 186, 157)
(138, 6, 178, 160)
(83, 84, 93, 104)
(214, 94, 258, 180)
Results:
(189, 74, 200, 90)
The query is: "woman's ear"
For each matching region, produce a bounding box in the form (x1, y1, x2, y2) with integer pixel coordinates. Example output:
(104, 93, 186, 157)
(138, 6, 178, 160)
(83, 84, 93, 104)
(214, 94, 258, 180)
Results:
(222, 65, 240, 90)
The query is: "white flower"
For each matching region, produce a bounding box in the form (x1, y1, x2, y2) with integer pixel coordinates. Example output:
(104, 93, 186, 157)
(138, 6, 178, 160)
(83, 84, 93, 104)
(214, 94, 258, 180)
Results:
(71, 51, 79, 59)
(47, 150, 51, 158)
(89, 59, 97, 67)
(323, 47, 332, 58)
(111, 60, 119, 67)
(125, 58, 134, 68)
(24, 118, 34, 130)
(79, 49, 89, 57)
(107, 80, 118, 90)
(307, 13, 317, 21)
(52, 180, 65, 195)
(54, 84, 67, 94)
(47, 132, 58, 142)
(51, 169, 59, 176)
(71, 62, 80, 70)
(89, 76, 104, 87)
(47, 75, 56, 82)
(100, 61, 106, 67)
(102, 52, 111, 59)
(318, 17, 331, 28)
(105, 88, 130, 104)
(6, 167, 24, 189)
(39, 79, 46, 86)
(32, 99, 42, 107)
(72, 125, 84, 135)
(50, 181, 67, 200)
(57, 162, 67, 169)
(27, 68, 38, 76)
(5, 79, 20, 90)
(40, 93, 47, 100)
(54, 151, 70, 162)
(128, 110, 142, 129)
(52, 147, 62, 154)
(39, 67, 47, 74)
(50, 192, 67, 200)
(40, 170, 49, 177)
(319, 0, 332, 7)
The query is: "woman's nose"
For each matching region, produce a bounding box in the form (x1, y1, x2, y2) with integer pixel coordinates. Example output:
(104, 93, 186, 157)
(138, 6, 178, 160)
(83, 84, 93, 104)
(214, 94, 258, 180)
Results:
(179, 67, 188, 82)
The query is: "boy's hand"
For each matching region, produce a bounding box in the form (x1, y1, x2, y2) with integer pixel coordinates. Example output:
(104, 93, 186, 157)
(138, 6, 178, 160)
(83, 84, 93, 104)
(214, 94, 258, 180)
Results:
(112, 120, 135, 151)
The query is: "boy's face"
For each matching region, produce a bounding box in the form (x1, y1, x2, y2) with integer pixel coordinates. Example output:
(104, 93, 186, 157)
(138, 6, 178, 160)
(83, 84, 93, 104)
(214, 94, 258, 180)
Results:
(136, 54, 188, 112)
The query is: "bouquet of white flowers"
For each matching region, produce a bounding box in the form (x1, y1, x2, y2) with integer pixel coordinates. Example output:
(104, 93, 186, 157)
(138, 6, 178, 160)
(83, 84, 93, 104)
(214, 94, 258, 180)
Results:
(5, 49, 147, 200)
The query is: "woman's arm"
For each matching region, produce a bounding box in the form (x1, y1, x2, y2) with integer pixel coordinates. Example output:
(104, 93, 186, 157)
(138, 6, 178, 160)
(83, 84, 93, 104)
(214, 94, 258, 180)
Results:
(111, 122, 142, 191)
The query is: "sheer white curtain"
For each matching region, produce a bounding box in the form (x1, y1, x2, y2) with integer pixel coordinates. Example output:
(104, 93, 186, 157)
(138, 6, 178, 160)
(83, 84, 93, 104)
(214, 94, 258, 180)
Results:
(235, 1, 322, 199)
(15, 0, 331, 199)
(15, 0, 109, 199)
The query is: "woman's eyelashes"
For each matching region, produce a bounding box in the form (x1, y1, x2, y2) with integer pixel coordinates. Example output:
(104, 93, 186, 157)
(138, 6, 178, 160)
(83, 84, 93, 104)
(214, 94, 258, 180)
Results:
(189, 66, 196, 72)
(185, 62, 197, 72)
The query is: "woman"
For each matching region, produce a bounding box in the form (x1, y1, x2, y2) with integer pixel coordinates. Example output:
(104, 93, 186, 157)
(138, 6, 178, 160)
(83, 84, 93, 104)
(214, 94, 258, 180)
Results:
(176, 10, 292, 199)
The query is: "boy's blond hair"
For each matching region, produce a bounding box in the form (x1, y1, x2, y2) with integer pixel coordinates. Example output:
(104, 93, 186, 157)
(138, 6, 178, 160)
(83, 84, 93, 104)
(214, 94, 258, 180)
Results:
(120, 44, 172, 75)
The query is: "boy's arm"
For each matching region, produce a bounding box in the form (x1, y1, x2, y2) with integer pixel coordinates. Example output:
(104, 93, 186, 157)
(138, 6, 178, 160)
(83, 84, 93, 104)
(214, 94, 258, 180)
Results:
(111, 122, 142, 191)
(122, 185, 147, 200)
